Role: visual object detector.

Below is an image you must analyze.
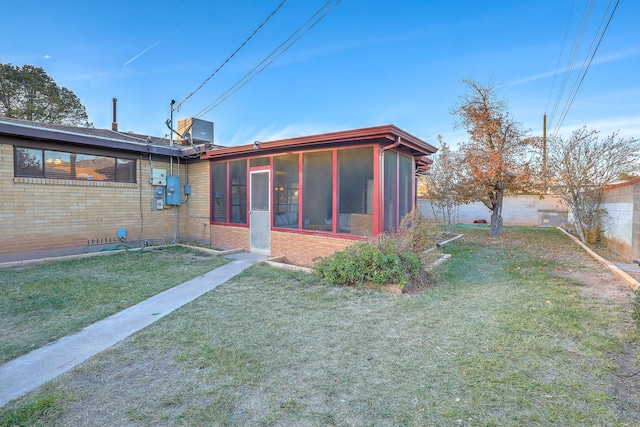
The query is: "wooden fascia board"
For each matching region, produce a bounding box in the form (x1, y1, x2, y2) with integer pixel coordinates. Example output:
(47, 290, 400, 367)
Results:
(201, 125, 437, 160)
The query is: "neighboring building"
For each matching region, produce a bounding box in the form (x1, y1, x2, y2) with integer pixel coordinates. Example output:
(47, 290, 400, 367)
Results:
(0, 120, 436, 266)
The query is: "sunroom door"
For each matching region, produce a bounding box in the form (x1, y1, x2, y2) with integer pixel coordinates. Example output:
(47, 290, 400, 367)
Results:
(250, 170, 270, 255)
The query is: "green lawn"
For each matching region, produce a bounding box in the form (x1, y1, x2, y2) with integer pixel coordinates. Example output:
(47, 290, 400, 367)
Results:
(0, 246, 229, 364)
(1, 227, 638, 426)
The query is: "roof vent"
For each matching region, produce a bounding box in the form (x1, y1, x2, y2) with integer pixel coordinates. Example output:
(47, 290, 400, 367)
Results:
(111, 98, 118, 131)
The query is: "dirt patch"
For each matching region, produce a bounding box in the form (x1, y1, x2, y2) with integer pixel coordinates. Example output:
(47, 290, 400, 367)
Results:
(551, 268, 635, 301)
(611, 344, 640, 424)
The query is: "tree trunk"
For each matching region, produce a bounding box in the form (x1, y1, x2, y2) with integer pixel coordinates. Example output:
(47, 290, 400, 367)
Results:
(490, 187, 504, 236)
(571, 203, 588, 244)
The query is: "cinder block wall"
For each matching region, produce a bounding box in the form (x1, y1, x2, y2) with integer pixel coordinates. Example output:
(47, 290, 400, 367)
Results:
(602, 179, 640, 261)
(419, 195, 567, 226)
(0, 141, 211, 257)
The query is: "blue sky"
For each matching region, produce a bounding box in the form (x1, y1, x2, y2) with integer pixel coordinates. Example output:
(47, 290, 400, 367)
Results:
(2, 0, 638, 148)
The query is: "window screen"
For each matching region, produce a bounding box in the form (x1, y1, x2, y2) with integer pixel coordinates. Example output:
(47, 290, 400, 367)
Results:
(302, 151, 333, 231)
(211, 162, 228, 222)
(338, 147, 373, 235)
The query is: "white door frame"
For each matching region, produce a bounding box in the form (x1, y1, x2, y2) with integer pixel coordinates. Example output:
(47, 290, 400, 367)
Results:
(249, 170, 271, 255)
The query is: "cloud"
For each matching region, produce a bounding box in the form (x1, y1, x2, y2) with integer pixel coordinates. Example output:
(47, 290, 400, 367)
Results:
(225, 123, 334, 146)
(124, 40, 162, 66)
(508, 46, 640, 87)
(549, 115, 640, 139)
(44, 55, 51, 59)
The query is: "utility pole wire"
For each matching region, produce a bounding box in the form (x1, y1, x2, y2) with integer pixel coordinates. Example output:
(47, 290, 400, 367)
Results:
(548, 0, 596, 129)
(195, 0, 341, 118)
(174, 0, 288, 112)
(545, 0, 575, 114)
(552, 0, 619, 137)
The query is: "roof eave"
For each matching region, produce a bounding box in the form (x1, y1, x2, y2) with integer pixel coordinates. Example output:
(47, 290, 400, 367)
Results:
(0, 120, 179, 156)
(201, 124, 437, 160)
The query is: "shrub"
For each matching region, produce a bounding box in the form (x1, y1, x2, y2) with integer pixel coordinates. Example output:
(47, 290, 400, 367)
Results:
(314, 238, 421, 289)
(314, 210, 440, 290)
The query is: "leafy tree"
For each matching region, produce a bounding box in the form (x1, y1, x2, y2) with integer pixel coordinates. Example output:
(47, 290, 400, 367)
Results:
(451, 79, 536, 236)
(0, 63, 92, 127)
(548, 127, 640, 244)
(420, 136, 467, 231)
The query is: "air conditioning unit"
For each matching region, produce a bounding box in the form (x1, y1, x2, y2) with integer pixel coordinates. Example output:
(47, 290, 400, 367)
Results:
(177, 118, 214, 143)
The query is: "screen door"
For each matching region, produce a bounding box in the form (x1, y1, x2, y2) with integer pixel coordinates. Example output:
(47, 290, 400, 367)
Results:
(250, 170, 270, 255)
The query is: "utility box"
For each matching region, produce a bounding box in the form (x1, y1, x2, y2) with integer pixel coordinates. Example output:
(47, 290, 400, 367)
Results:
(166, 175, 181, 205)
(151, 169, 167, 186)
(117, 228, 127, 239)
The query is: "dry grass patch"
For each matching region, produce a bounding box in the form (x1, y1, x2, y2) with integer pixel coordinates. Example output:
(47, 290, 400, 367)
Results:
(2, 226, 639, 426)
(0, 246, 229, 364)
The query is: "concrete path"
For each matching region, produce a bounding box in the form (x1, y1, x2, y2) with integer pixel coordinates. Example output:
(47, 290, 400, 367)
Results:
(0, 252, 265, 407)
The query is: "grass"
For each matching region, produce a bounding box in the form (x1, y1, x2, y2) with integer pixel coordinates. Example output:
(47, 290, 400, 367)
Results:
(0, 246, 229, 364)
(1, 226, 637, 426)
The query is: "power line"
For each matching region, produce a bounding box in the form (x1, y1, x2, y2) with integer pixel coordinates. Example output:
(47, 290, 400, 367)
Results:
(545, 0, 575, 114)
(194, 0, 341, 119)
(174, 0, 288, 112)
(551, 0, 619, 137)
(548, 0, 596, 130)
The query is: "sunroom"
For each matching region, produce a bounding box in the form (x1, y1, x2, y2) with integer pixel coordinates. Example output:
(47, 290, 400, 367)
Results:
(200, 125, 437, 266)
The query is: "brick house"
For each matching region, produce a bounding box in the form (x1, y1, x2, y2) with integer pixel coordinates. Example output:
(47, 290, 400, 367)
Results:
(0, 118, 211, 262)
(0, 119, 436, 266)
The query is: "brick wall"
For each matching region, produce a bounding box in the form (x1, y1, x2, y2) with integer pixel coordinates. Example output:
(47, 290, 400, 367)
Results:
(0, 141, 212, 257)
(178, 160, 212, 244)
(271, 230, 356, 267)
(210, 224, 249, 251)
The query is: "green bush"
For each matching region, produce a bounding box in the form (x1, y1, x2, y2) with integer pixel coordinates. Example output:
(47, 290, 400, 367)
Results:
(315, 239, 420, 288)
(314, 209, 442, 291)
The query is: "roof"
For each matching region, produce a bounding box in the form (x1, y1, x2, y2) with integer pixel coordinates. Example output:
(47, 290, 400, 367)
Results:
(200, 124, 438, 161)
(0, 117, 207, 157)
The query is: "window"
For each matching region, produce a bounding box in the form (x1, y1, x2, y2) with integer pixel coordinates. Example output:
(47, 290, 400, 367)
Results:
(14, 147, 43, 177)
(383, 151, 397, 231)
(274, 154, 300, 229)
(302, 151, 333, 231)
(211, 162, 228, 223)
(250, 157, 270, 167)
(211, 160, 248, 224)
(338, 147, 374, 235)
(383, 151, 413, 232)
(230, 160, 247, 224)
(14, 147, 136, 183)
(399, 153, 413, 221)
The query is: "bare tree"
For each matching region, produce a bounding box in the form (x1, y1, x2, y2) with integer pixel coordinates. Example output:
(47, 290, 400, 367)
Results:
(452, 79, 536, 236)
(420, 137, 467, 231)
(548, 127, 640, 244)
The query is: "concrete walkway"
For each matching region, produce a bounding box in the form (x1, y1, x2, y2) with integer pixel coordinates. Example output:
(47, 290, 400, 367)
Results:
(0, 252, 265, 407)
